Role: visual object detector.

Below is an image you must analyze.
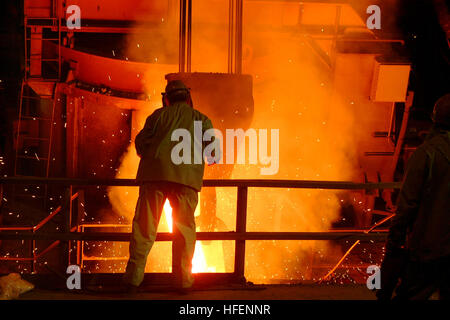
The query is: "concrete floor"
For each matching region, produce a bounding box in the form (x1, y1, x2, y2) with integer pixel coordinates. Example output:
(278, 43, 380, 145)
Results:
(18, 284, 377, 300)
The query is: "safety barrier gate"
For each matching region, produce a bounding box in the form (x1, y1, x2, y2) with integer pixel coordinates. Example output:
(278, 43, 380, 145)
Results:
(0, 177, 401, 282)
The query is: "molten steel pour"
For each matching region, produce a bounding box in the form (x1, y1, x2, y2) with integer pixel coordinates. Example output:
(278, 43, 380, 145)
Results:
(162, 198, 225, 273)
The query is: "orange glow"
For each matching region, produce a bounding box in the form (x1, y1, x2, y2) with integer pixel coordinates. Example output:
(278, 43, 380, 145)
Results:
(163, 200, 173, 233)
(162, 198, 223, 273)
(192, 243, 210, 273)
(102, 0, 392, 283)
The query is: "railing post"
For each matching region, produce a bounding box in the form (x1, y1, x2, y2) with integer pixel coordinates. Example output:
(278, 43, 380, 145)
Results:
(31, 231, 36, 273)
(61, 185, 72, 271)
(234, 186, 248, 283)
(76, 189, 84, 266)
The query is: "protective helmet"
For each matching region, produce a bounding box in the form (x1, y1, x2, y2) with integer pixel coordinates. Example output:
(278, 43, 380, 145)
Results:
(164, 80, 190, 96)
(432, 93, 450, 127)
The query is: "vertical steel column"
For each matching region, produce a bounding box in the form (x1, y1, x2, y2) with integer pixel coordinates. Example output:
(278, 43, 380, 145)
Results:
(234, 186, 248, 283)
(178, 0, 187, 73)
(178, 0, 192, 73)
(234, 0, 243, 75)
(228, 0, 235, 73)
(58, 0, 62, 79)
(228, 0, 243, 74)
(24, 17, 28, 80)
(186, 0, 192, 73)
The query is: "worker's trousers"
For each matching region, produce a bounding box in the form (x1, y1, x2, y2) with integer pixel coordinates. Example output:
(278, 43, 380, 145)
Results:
(123, 181, 198, 288)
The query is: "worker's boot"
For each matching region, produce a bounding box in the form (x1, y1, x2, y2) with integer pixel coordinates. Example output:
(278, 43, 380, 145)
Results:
(126, 284, 139, 295)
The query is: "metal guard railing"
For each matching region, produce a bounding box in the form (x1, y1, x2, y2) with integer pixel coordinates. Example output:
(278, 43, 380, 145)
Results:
(0, 177, 401, 281)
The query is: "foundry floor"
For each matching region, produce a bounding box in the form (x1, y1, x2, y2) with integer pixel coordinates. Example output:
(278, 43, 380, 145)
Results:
(17, 284, 377, 300)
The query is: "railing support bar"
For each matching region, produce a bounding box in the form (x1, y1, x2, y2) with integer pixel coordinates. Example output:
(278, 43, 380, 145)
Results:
(234, 186, 248, 283)
(61, 186, 73, 271)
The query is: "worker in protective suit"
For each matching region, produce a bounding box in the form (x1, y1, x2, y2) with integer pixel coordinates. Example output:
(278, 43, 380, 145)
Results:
(123, 80, 219, 293)
(377, 93, 450, 300)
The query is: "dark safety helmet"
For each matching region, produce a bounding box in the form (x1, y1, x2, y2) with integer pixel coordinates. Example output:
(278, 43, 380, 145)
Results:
(164, 80, 190, 97)
(432, 93, 450, 127)
(162, 80, 191, 107)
